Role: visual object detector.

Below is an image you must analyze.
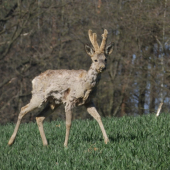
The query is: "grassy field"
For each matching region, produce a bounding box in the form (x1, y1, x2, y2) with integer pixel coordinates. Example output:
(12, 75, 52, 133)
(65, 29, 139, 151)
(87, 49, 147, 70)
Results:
(0, 114, 170, 169)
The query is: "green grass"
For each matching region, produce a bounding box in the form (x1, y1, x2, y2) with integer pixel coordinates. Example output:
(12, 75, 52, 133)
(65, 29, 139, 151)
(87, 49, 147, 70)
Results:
(1, 114, 170, 170)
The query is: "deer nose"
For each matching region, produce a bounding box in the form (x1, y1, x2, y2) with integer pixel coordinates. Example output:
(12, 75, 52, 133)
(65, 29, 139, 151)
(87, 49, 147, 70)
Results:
(101, 65, 106, 70)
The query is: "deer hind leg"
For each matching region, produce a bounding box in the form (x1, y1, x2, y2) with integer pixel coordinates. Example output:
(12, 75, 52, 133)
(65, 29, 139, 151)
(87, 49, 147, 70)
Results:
(8, 95, 44, 146)
(85, 101, 109, 144)
(64, 103, 73, 147)
(36, 103, 60, 146)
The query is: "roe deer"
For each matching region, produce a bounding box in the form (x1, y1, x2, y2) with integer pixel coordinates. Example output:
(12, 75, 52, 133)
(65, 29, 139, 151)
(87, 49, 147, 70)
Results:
(8, 29, 113, 147)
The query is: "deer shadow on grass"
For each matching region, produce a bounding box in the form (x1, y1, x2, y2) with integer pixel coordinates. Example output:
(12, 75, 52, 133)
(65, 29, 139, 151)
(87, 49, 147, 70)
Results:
(108, 131, 150, 143)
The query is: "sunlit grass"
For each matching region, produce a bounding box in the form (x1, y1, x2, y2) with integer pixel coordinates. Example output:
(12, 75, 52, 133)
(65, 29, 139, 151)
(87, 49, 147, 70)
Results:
(0, 114, 170, 169)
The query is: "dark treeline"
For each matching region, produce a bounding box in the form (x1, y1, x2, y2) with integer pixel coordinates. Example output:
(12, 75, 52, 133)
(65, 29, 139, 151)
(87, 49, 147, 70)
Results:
(0, 0, 170, 124)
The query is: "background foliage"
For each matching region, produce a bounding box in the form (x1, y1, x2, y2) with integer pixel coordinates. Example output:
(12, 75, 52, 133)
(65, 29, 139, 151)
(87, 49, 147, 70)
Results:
(1, 0, 170, 123)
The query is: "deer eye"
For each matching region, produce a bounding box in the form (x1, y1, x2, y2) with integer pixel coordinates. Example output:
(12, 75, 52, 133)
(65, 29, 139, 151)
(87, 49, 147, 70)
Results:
(94, 60, 98, 62)
(105, 59, 107, 62)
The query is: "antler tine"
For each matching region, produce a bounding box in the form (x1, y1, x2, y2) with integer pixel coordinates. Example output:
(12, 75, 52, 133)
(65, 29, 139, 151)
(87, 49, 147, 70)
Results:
(100, 29, 108, 52)
(88, 29, 100, 52)
(88, 30, 93, 44)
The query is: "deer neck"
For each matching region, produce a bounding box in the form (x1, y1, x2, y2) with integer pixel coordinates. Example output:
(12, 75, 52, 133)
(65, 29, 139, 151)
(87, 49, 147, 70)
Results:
(86, 63, 101, 88)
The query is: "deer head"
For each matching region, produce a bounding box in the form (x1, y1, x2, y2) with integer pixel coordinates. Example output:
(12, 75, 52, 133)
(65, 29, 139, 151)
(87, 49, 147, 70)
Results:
(85, 29, 113, 73)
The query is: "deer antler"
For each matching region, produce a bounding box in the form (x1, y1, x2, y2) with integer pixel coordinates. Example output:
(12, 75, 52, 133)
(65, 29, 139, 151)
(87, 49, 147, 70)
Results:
(88, 29, 108, 53)
(100, 29, 108, 53)
(88, 30, 100, 52)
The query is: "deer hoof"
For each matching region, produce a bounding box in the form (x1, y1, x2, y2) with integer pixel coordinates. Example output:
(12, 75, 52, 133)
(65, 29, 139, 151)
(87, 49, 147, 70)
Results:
(8, 137, 15, 146)
(104, 138, 109, 144)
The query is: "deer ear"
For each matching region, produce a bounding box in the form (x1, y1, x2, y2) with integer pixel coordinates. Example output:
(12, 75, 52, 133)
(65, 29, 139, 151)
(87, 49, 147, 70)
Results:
(105, 43, 114, 55)
(85, 44, 95, 57)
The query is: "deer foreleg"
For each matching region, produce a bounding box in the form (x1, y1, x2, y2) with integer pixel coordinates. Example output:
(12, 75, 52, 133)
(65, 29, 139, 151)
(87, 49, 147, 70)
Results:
(64, 104, 72, 147)
(85, 101, 109, 144)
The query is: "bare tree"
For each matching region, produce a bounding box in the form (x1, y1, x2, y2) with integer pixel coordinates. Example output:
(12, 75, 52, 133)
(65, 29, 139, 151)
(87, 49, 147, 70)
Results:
(156, 0, 168, 116)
